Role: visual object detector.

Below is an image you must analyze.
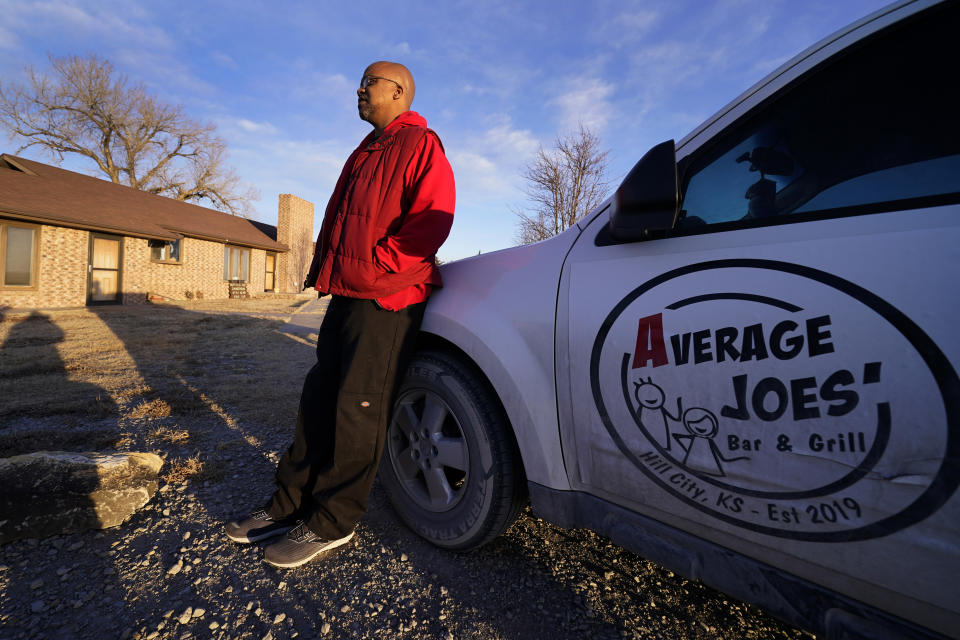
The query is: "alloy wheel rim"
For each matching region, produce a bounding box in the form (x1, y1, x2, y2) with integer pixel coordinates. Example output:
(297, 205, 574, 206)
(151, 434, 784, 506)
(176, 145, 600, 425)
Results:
(387, 388, 470, 512)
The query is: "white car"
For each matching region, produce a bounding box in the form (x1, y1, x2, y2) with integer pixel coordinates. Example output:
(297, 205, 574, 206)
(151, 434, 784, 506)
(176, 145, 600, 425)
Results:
(378, 1, 960, 638)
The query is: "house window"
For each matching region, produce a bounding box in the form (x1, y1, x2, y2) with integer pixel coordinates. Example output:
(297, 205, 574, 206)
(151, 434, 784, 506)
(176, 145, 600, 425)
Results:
(264, 252, 277, 291)
(1, 221, 39, 288)
(149, 238, 181, 263)
(223, 245, 250, 282)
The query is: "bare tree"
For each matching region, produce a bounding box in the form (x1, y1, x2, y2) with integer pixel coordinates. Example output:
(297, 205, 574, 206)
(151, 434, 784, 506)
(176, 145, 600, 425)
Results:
(516, 124, 610, 244)
(0, 54, 258, 216)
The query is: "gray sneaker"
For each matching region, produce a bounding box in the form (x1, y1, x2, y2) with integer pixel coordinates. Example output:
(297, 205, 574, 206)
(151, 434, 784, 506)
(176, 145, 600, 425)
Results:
(263, 523, 355, 568)
(224, 509, 297, 544)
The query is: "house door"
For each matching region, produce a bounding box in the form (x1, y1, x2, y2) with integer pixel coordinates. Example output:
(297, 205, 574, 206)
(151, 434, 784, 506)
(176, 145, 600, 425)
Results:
(265, 252, 276, 292)
(88, 233, 122, 304)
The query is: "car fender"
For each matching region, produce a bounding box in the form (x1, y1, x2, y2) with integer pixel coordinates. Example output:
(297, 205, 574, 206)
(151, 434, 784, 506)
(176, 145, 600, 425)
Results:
(422, 228, 582, 490)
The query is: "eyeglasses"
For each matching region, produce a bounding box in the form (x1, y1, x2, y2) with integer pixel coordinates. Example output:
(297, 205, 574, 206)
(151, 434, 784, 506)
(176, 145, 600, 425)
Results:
(360, 75, 402, 90)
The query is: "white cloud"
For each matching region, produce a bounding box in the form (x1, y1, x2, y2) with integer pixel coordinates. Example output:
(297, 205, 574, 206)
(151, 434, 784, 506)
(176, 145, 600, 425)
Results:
(626, 38, 739, 121)
(446, 117, 539, 210)
(212, 51, 238, 70)
(237, 119, 278, 134)
(549, 76, 614, 133)
(484, 123, 540, 159)
(462, 83, 489, 96)
(261, 140, 349, 190)
(232, 136, 357, 233)
(0, 24, 20, 50)
(615, 9, 659, 34)
(13, 1, 173, 50)
(318, 73, 353, 94)
(0, 1, 213, 104)
(587, 6, 662, 52)
(447, 150, 517, 206)
(450, 151, 496, 174)
(457, 62, 540, 103)
(111, 49, 218, 101)
(631, 40, 707, 87)
(288, 70, 356, 108)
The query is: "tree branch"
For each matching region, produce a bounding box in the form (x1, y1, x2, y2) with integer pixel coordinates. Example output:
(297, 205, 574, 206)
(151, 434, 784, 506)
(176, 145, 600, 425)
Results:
(0, 53, 257, 216)
(515, 123, 610, 244)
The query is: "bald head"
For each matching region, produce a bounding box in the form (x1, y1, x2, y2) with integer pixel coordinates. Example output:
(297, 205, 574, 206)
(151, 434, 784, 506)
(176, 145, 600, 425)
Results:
(367, 61, 415, 107)
(357, 61, 416, 134)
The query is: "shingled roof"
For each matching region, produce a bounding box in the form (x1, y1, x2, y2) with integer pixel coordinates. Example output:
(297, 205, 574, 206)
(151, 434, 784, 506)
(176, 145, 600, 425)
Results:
(0, 154, 287, 252)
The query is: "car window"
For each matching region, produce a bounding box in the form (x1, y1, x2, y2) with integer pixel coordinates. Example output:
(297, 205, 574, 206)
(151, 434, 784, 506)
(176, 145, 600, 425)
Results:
(678, 3, 960, 231)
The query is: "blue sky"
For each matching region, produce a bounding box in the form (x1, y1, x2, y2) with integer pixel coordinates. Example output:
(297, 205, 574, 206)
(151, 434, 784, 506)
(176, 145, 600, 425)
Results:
(0, 0, 891, 261)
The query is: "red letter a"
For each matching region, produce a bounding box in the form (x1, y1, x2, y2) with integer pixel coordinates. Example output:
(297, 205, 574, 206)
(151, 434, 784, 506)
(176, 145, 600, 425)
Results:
(633, 313, 668, 368)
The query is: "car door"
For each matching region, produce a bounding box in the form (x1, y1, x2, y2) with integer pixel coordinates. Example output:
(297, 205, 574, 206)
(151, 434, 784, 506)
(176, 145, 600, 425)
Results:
(556, 3, 960, 635)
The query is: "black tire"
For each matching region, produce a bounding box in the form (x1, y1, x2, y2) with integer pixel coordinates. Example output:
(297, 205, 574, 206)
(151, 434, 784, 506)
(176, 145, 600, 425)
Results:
(379, 350, 527, 550)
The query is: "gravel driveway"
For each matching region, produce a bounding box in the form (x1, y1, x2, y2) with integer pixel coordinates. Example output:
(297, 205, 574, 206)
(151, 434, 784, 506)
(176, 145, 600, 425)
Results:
(0, 300, 812, 639)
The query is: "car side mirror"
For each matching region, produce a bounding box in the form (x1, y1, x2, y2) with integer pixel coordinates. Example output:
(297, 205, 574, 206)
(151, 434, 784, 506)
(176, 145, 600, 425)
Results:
(608, 140, 678, 241)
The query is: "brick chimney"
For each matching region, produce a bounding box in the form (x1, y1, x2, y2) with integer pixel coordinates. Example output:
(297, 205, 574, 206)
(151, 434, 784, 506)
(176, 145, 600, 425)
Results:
(276, 194, 315, 293)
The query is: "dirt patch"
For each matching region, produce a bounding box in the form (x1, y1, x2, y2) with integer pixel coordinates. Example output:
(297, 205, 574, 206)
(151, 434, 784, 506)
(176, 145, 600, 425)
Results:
(0, 300, 812, 639)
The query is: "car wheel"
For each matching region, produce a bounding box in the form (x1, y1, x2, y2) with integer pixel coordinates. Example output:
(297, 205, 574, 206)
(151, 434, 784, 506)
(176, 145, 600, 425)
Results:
(379, 350, 527, 550)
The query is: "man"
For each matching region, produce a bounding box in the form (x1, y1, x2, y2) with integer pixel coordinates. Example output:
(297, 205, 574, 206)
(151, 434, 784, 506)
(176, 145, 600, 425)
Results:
(224, 61, 455, 568)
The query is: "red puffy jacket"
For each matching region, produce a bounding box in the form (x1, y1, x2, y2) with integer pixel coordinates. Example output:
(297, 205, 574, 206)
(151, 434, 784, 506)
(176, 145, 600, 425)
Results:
(306, 111, 455, 309)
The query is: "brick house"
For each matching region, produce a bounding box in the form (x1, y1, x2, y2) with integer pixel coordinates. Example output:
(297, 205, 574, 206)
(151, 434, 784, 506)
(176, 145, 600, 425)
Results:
(0, 154, 315, 309)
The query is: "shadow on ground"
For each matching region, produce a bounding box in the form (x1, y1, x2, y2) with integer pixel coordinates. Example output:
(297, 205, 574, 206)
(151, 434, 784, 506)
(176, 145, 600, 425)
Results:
(0, 301, 808, 640)
(0, 311, 118, 454)
(0, 302, 315, 639)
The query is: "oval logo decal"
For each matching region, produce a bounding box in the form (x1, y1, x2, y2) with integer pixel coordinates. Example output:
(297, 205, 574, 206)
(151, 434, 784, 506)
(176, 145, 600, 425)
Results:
(590, 259, 959, 541)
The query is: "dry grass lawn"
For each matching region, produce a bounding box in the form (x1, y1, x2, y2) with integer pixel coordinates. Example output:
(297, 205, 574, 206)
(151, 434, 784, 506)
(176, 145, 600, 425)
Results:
(0, 298, 318, 483)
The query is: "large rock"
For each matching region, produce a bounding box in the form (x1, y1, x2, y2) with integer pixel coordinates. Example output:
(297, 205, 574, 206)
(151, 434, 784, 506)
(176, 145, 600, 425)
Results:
(0, 451, 163, 543)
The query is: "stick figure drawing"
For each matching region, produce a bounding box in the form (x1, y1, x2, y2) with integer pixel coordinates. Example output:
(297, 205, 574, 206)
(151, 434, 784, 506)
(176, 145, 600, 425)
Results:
(672, 407, 750, 477)
(633, 378, 682, 451)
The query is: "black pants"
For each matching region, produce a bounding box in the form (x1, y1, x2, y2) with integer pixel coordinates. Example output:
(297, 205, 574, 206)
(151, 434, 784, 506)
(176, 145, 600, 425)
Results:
(266, 295, 425, 539)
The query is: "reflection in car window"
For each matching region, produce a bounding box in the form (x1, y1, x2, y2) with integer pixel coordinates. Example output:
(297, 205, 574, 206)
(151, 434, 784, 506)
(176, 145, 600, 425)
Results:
(681, 127, 803, 224)
(679, 3, 960, 230)
(795, 156, 960, 214)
